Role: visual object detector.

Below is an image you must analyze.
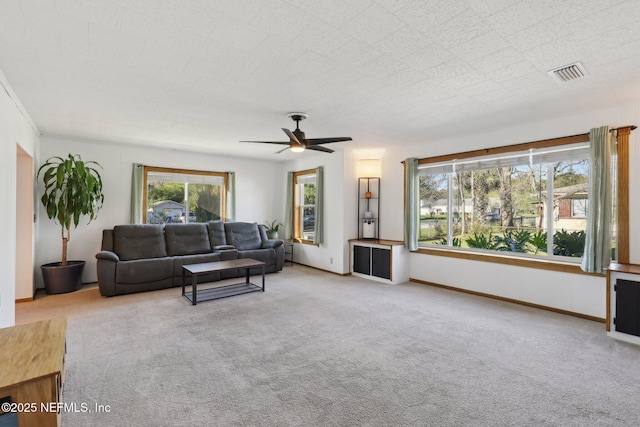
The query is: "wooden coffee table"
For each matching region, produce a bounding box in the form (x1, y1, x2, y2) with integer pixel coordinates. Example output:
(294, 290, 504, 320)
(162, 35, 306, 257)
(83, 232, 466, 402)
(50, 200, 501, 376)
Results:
(181, 258, 266, 305)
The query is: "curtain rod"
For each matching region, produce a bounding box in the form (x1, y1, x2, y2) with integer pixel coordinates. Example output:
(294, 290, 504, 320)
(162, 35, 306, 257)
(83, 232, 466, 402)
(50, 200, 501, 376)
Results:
(610, 125, 637, 132)
(401, 125, 636, 164)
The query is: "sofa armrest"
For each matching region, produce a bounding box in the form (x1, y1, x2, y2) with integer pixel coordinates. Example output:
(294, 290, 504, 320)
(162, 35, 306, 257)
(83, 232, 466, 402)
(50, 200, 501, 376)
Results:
(95, 251, 119, 296)
(213, 245, 236, 251)
(262, 239, 283, 249)
(96, 250, 120, 262)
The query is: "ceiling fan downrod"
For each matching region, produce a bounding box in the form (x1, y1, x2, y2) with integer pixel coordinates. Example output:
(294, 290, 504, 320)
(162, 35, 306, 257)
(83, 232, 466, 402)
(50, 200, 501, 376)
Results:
(287, 112, 308, 130)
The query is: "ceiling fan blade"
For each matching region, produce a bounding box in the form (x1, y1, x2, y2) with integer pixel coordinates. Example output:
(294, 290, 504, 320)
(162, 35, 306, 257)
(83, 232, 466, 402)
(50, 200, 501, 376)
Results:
(275, 146, 290, 154)
(239, 140, 291, 145)
(307, 145, 334, 153)
(305, 137, 353, 145)
(282, 128, 305, 149)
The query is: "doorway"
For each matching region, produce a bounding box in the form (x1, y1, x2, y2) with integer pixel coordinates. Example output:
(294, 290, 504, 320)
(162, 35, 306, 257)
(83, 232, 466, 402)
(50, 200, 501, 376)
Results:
(16, 145, 34, 301)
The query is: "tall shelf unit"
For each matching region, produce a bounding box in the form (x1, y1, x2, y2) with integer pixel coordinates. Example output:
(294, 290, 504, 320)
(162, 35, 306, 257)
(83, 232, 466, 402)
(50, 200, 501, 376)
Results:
(358, 177, 380, 239)
(352, 176, 409, 285)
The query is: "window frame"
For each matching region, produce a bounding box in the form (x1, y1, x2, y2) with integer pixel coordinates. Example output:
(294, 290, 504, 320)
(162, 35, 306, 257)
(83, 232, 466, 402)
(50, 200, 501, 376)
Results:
(143, 166, 229, 224)
(412, 129, 634, 276)
(292, 168, 318, 245)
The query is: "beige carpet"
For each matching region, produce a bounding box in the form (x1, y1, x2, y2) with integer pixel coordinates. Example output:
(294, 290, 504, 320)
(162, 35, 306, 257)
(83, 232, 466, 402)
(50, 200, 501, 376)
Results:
(16, 265, 640, 426)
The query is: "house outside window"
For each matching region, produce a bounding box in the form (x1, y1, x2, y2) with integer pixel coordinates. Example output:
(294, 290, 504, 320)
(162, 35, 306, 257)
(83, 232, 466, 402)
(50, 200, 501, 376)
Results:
(144, 167, 228, 224)
(293, 170, 317, 242)
(417, 141, 610, 260)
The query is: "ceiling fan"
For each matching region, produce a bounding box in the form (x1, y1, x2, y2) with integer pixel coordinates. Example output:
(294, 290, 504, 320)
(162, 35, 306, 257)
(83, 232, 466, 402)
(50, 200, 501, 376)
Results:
(240, 113, 352, 154)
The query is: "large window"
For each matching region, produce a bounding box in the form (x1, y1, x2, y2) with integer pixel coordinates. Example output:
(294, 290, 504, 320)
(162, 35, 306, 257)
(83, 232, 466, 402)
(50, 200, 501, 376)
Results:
(293, 169, 317, 242)
(417, 138, 615, 262)
(144, 167, 229, 224)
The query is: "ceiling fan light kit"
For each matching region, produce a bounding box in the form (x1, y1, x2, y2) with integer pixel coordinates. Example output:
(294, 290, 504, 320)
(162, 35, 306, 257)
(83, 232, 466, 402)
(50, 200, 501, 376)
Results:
(240, 113, 352, 154)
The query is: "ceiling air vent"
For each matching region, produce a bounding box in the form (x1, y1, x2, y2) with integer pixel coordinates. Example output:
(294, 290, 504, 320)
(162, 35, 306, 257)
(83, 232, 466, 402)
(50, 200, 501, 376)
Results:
(548, 62, 588, 83)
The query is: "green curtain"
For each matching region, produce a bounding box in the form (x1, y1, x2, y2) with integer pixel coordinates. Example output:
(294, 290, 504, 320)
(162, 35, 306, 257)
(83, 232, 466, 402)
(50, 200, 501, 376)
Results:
(404, 158, 419, 251)
(131, 163, 144, 224)
(226, 171, 236, 221)
(314, 166, 324, 245)
(581, 126, 615, 273)
(284, 172, 294, 240)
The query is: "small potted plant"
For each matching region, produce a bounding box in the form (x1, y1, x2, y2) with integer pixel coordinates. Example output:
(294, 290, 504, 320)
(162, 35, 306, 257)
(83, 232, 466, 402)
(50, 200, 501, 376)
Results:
(38, 154, 104, 294)
(263, 220, 283, 239)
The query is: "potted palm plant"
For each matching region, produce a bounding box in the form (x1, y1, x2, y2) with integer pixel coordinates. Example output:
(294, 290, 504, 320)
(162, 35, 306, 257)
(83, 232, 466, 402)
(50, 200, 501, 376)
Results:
(263, 220, 283, 239)
(38, 154, 104, 294)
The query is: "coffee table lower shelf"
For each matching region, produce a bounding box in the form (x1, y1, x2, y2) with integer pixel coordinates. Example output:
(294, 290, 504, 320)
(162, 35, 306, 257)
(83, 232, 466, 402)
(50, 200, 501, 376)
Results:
(183, 282, 262, 304)
(182, 258, 266, 305)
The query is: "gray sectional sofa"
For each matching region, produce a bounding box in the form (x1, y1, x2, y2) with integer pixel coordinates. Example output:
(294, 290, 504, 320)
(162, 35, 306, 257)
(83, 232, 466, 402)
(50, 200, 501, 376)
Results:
(96, 221, 284, 296)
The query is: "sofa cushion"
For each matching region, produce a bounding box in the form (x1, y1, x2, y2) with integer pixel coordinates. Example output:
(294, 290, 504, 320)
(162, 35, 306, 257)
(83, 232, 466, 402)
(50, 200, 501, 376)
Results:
(101, 229, 114, 251)
(171, 253, 221, 277)
(258, 224, 269, 242)
(237, 248, 277, 274)
(114, 225, 167, 261)
(165, 223, 211, 256)
(237, 248, 276, 265)
(207, 220, 227, 247)
(116, 257, 173, 284)
(225, 222, 262, 251)
(116, 279, 174, 295)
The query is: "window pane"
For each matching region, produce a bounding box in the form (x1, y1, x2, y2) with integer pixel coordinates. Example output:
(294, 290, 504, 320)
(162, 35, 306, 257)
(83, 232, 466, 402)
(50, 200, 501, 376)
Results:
(461, 168, 507, 251)
(146, 170, 226, 224)
(513, 164, 543, 231)
(147, 180, 185, 224)
(294, 171, 317, 240)
(303, 183, 316, 205)
(552, 159, 588, 257)
(452, 171, 470, 246)
(303, 206, 315, 239)
(419, 174, 448, 245)
(189, 183, 223, 222)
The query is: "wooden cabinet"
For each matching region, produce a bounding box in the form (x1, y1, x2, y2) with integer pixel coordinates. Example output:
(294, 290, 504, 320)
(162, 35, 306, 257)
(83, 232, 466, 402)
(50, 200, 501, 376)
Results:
(0, 318, 67, 426)
(607, 263, 640, 345)
(349, 239, 408, 284)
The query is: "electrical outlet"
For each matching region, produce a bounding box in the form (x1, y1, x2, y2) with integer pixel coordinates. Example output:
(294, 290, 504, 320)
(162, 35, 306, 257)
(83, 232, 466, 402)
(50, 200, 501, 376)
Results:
(330, 257, 333, 264)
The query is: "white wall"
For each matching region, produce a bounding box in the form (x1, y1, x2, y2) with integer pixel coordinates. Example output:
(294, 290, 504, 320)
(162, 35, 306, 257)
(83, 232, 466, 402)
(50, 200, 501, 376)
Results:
(11, 89, 640, 321)
(342, 149, 358, 272)
(374, 103, 640, 319)
(36, 136, 284, 286)
(0, 74, 39, 328)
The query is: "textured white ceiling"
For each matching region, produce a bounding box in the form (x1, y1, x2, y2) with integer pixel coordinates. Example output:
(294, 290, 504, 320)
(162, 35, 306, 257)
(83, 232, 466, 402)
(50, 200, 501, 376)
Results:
(2, 0, 640, 160)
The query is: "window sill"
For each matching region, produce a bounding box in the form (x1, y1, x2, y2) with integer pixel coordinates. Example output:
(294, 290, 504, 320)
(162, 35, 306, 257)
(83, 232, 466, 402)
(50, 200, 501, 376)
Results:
(293, 238, 319, 246)
(415, 246, 604, 277)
